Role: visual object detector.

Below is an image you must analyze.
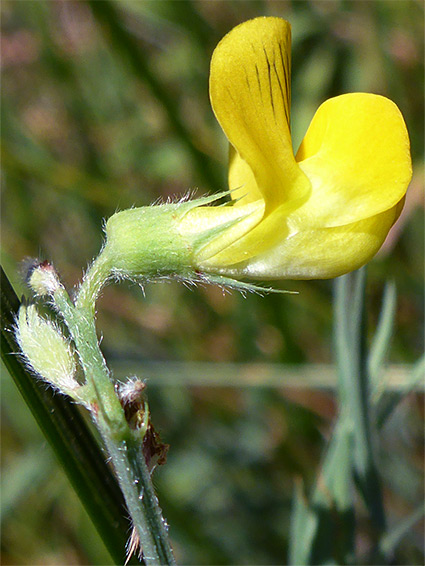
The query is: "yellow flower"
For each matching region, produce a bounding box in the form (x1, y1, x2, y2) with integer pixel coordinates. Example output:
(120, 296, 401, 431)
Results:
(182, 17, 412, 279)
(103, 17, 411, 287)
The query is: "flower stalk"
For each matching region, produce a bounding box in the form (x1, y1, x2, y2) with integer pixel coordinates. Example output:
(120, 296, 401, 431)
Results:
(18, 259, 176, 565)
(56, 284, 175, 564)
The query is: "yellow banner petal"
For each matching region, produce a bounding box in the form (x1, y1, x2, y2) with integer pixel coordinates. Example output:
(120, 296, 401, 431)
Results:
(228, 145, 262, 205)
(210, 17, 310, 211)
(295, 93, 412, 228)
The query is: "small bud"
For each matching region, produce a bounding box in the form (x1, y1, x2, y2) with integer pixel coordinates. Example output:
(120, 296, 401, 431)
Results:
(24, 259, 62, 296)
(15, 304, 81, 400)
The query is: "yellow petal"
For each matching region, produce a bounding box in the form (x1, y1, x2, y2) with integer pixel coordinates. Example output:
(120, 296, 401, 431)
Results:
(198, 200, 290, 266)
(202, 204, 400, 280)
(210, 17, 310, 211)
(295, 93, 412, 228)
(228, 145, 262, 205)
(180, 200, 264, 261)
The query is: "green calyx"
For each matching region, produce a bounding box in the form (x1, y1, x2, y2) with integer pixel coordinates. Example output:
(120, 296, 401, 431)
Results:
(78, 193, 288, 307)
(104, 204, 194, 280)
(102, 193, 236, 281)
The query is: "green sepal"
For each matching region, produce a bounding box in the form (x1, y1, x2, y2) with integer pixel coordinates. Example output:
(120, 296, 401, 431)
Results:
(195, 273, 298, 295)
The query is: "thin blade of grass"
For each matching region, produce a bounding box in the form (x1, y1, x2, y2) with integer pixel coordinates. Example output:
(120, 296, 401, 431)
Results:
(288, 413, 356, 565)
(369, 281, 397, 391)
(87, 0, 222, 192)
(334, 269, 386, 535)
(310, 414, 356, 565)
(376, 353, 425, 428)
(288, 480, 319, 566)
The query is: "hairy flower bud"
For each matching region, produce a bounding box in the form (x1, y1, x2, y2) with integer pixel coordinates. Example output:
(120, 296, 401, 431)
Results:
(25, 259, 62, 296)
(15, 304, 81, 400)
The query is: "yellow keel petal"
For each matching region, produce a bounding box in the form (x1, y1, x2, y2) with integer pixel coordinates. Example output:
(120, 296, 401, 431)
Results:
(204, 204, 400, 280)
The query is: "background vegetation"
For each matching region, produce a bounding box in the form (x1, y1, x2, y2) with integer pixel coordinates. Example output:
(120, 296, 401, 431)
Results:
(1, 1, 423, 564)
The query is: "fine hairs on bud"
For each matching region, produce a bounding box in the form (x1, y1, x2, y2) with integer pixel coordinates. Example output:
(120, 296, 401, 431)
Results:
(15, 304, 80, 398)
(23, 258, 62, 296)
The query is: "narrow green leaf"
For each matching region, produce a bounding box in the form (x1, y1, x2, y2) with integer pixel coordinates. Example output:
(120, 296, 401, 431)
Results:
(376, 353, 425, 428)
(288, 414, 355, 566)
(313, 415, 354, 512)
(333, 270, 386, 534)
(380, 504, 425, 557)
(310, 414, 356, 565)
(288, 480, 319, 566)
(333, 268, 367, 406)
(0, 266, 139, 566)
(369, 281, 397, 393)
(333, 273, 355, 405)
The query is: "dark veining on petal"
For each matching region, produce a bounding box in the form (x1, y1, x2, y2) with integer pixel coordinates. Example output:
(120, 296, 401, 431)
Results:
(278, 41, 291, 127)
(273, 59, 287, 124)
(244, 67, 252, 95)
(262, 46, 276, 125)
(255, 64, 263, 103)
(225, 85, 238, 105)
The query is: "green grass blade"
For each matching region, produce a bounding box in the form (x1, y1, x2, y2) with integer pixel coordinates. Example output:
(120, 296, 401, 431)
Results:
(288, 413, 356, 565)
(380, 504, 425, 557)
(334, 269, 386, 533)
(288, 480, 319, 566)
(310, 414, 356, 565)
(87, 0, 223, 193)
(0, 266, 138, 566)
(369, 281, 397, 391)
(376, 353, 425, 428)
(333, 269, 366, 405)
(313, 415, 354, 512)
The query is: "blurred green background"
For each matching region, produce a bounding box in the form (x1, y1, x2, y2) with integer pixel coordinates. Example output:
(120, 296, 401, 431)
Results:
(1, 1, 424, 564)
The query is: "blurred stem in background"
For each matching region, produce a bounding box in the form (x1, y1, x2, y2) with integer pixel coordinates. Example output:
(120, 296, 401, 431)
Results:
(289, 269, 424, 565)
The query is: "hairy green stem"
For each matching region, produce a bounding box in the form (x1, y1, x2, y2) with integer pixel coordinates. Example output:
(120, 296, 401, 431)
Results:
(52, 274, 175, 564)
(1, 267, 137, 565)
(76, 250, 113, 313)
(53, 286, 123, 428)
(101, 430, 176, 566)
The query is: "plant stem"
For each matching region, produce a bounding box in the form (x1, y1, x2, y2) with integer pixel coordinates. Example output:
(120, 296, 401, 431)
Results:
(334, 270, 386, 531)
(54, 286, 124, 428)
(75, 249, 113, 313)
(101, 429, 176, 566)
(52, 273, 176, 564)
